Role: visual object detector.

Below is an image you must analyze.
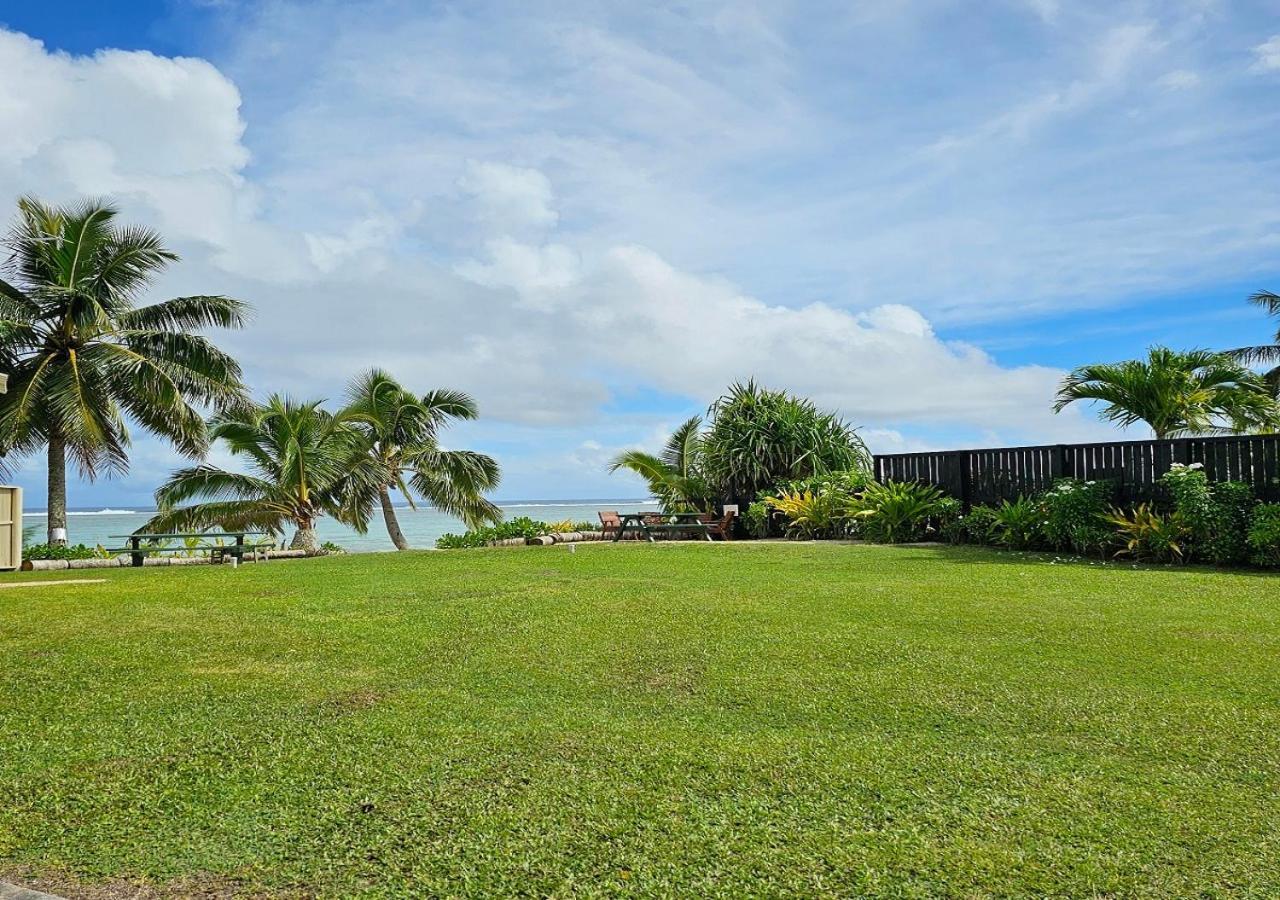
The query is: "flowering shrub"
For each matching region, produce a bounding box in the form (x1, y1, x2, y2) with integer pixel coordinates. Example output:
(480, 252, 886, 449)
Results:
(1160, 463, 1255, 565)
(1042, 479, 1113, 557)
(1247, 503, 1280, 566)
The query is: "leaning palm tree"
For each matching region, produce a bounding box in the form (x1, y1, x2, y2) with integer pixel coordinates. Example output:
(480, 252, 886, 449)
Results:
(0, 197, 248, 544)
(1225, 290, 1280, 394)
(343, 369, 501, 550)
(1053, 346, 1280, 439)
(609, 415, 714, 512)
(144, 396, 377, 554)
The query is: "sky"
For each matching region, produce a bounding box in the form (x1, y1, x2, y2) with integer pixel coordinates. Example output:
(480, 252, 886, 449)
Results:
(1, 0, 1278, 508)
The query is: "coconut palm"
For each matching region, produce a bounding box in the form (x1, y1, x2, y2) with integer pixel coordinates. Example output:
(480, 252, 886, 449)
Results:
(144, 396, 376, 553)
(1225, 290, 1280, 394)
(609, 415, 713, 512)
(0, 197, 248, 544)
(1053, 346, 1280, 439)
(343, 369, 501, 550)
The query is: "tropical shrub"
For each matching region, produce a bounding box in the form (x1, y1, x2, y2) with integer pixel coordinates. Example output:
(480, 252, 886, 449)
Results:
(700, 381, 870, 504)
(775, 470, 872, 497)
(547, 519, 596, 533)
(1103, 505, 1187, 562)
(742, 501, 772, 539)
(23, 543, 98, 561)
(765, 490, 848, 539)
(987, 496, 1044, 549)
(435, 517, 553, 549)
(1160, 463, 1255, 565)
(939, 504, 1002, 545)
(1247, 503, 1280, 566)
(851, 481, 945, 543)
(1042, 479, 1113, 557)
(320, 542, 347, 555)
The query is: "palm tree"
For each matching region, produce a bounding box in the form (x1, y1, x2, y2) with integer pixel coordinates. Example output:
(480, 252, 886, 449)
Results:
(1226, 290, 1280, 394)
(609, 415, 714, 512)
(0, 197, 248, 544)
(343, 369, 501, 550)
(1053, 346, 1279, 439)
(145, 396, 377, 554)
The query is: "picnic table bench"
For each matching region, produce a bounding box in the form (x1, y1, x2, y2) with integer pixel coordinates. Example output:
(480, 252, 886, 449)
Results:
(106, 532, 274, 567)
(613, 512, 712, 543)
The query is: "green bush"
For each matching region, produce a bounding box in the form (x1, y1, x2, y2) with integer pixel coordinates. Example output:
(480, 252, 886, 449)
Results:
(940, 504, 997, 545)
(851, 481, 945, 543)
(743, 501, 772, 539)
(988, 496, 1045, 550)
(1042, 479, 1113, 557)
(1160, 464, 1255, 565)
(1104, 505, 1187, 563)
(23, 543, 99, 561)
(766, 489, 849, 539)
(1247, 503, 1280, 566)
(436, 516, 554, 549)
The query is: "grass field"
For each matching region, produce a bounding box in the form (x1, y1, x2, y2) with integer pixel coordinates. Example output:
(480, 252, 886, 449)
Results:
(2, 542, 1278, 898)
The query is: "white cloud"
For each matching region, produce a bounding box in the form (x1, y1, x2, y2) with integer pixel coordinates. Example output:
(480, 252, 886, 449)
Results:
(1253, 35, 1280, 72)
(458, 161, 558, 231)
(0, 4, 1270, 504)
(1156, 69, 1200, 89)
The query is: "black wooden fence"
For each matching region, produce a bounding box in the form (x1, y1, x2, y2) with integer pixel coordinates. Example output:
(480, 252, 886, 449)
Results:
(874, 435, 1280, 508)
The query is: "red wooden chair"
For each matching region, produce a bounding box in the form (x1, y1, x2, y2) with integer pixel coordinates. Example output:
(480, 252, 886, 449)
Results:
(599, 510, 623, 539)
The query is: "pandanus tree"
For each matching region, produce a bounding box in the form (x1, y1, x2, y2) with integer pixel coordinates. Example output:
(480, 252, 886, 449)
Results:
(343, 369, 501, 550)
(1053, 346, 1280, 439)
(699, 380, 871, 504)
(609, 415, 714, 512)
(1226, 290, 1280, 394)
(144, 396, 377, 553)
(0, 197, 249, 544)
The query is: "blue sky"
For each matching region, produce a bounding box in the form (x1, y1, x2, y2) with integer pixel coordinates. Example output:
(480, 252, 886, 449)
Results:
(1, 0, 1278, 507)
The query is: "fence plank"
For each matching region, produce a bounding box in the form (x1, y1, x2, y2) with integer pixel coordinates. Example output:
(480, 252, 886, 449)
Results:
(874, 434, 1280, 508)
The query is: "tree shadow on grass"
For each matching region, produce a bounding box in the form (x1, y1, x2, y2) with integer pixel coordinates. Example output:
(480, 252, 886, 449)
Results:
(874, 541, 1280, 580)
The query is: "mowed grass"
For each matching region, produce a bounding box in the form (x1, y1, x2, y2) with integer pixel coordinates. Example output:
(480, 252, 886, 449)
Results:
(2, 543, 1279, 898)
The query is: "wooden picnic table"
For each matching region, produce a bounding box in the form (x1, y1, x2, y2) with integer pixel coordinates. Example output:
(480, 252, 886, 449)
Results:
(107, 532, 268, 567)
(613, 512, 712, 543)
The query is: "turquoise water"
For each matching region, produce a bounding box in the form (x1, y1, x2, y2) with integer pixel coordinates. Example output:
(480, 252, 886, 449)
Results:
(21, 500, 660, 553)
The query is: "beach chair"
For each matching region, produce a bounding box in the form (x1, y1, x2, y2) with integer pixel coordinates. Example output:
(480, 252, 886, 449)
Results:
(700, 511, 736, 541)
(599, 510, 623, 540)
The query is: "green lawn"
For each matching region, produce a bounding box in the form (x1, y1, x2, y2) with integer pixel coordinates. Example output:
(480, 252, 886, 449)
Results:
(2, 543, 1278, 898)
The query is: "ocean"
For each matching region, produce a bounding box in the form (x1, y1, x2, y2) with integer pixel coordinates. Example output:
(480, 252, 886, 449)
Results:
(20, 500, 661, 553)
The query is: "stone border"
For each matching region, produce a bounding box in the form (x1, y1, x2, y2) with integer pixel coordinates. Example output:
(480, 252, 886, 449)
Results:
(0, 882, 67, 900)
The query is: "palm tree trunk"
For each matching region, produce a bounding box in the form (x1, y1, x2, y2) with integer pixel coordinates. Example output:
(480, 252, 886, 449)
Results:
(47, 433, 67, 546)
(290, 518, 320, 554)
(379, 486, 411, 550)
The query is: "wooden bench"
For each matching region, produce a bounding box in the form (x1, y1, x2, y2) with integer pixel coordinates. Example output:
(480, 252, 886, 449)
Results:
(613, 513, 712, 542)
(106, 532, 273, 567)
